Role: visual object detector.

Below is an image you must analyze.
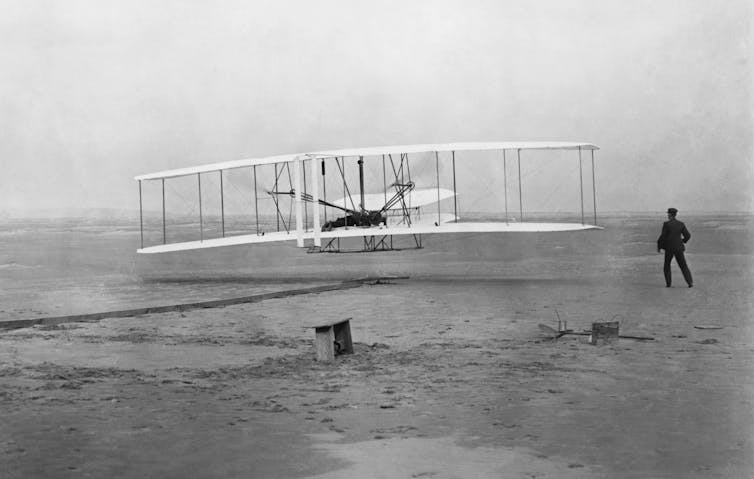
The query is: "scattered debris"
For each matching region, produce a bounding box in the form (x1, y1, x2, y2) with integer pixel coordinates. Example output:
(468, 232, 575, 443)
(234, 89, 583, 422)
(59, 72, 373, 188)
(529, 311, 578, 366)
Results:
(590, 321, 619, 346)
(538, 323, 654, 341)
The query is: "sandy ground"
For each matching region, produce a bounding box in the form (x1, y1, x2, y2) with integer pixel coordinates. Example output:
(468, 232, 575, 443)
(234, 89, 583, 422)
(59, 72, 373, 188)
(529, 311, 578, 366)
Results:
(1, 254, 753, 478)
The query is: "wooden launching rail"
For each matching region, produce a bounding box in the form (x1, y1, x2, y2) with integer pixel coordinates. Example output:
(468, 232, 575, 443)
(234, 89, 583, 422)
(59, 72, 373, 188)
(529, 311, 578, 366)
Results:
(0, 277, 408, 332)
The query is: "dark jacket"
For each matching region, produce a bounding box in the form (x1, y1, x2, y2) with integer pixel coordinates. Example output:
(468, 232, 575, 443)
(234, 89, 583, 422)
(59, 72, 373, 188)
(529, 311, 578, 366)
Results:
(657, 218, 691, 252)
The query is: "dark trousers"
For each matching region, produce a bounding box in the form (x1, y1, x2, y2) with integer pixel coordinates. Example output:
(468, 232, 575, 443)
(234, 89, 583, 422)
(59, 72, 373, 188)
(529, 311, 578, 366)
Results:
(664, 249, 693, 286)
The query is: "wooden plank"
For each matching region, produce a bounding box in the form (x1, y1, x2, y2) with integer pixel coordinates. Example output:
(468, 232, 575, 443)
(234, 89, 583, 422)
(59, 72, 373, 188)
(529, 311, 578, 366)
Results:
(333, 320, 353, 355)
(315, 326, 335, 362)
(310, 317, 353, 330)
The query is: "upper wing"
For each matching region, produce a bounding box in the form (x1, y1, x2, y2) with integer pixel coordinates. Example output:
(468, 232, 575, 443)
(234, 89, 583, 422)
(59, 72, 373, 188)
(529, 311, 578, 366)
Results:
(134, 142, 600, 182)
(134, 154, 300, 181)
(307, 141, 599, 160)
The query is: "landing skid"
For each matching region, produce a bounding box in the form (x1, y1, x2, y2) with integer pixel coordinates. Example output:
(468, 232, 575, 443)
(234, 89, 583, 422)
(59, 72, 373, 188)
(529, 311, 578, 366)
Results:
(307, 234, 423, 253)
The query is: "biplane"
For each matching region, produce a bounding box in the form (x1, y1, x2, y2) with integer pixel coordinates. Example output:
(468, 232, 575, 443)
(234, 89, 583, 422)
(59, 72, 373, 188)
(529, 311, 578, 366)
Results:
(134, 142, 601, 254)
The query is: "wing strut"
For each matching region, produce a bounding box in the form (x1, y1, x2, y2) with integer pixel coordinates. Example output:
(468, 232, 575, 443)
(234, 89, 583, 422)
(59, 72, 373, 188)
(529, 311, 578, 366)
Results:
(138, 180, 144, 249)
(274, 164, 280, 231)
(452, 151, 458, 223)
(579, 146, 585, 225)
(517, 149, 523, 221)
(162, 178, 166, 244)
(341, 158, 348, 228)
(310, 158, 321, 247)
(335, 158, 359, 221)
(382, 155, 387, 209)
(358, 156, 365, 211)
(503, 150, 509, 224)
(220, 170, 225, 238)
(303, 159, 308, 228)
(198, 173, 203, 241)
(592, 149, 598, 226)
(294, 158, 304, 247)
(321, 160, 328, 225)
(435, 151, 441, 226)
(253, 165, 259, 235)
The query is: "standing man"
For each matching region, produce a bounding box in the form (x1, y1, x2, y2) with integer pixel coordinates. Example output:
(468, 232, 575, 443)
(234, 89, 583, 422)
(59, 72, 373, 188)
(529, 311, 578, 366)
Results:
(657, 207, 693, 288)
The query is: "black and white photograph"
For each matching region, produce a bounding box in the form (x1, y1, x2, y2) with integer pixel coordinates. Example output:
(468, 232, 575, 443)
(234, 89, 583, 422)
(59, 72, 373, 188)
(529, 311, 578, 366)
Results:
(1, 1, 752, 477)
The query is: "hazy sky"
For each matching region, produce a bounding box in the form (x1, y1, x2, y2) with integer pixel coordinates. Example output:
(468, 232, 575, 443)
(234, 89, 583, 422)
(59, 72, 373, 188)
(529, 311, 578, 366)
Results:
(1, 0, 751, 215)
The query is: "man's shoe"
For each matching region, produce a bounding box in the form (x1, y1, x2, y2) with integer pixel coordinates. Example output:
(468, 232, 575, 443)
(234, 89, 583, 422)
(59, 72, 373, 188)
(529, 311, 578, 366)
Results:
(688, 284, 693, 288)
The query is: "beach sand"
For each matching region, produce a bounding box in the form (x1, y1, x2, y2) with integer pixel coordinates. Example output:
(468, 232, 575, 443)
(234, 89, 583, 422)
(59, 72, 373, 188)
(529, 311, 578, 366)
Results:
(2, 271, 753, 477)
(1, 216, 753, 478)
